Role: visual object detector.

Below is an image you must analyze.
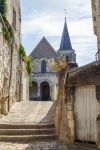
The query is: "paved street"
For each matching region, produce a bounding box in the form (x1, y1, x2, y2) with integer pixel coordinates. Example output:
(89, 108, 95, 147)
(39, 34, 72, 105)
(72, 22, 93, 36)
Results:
(0, 101, 98, 150)
(0, 141, 58, 150)
(0, 101, 55, 125)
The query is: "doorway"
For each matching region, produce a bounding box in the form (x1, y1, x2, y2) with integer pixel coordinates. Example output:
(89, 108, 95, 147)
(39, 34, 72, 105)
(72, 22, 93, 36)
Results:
(74, 85, 97, 142)
(40, 82, 50, 101)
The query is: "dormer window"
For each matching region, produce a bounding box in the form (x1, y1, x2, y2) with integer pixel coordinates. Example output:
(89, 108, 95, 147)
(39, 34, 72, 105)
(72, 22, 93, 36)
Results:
(13, 8, 16, 29)
(41, 60, 46, 73)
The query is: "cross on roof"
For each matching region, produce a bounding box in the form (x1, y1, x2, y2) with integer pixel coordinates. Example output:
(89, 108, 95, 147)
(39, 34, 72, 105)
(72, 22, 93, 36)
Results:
(64, 9, 67, 18)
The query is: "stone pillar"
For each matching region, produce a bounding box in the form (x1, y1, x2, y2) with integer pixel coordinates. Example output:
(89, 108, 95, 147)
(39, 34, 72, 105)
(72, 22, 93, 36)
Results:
(37, 84, 40, 100)
(51, 86, 55, 101)
(66, 87, 75, 144)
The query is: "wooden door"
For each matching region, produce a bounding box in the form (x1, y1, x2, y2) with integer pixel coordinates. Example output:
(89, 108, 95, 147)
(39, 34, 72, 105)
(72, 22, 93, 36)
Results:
(74, 85, 97, 142)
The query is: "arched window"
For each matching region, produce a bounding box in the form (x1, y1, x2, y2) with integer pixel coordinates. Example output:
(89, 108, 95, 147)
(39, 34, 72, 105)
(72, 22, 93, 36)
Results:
(41, 60, 46, 73)
(66, 55, 69, 62)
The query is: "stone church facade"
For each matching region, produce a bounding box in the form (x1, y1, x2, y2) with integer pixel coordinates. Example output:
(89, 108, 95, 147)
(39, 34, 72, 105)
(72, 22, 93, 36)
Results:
(0, 0, 29, 117)
(29, 37, 58, 101)
(29, 18, 76, 101)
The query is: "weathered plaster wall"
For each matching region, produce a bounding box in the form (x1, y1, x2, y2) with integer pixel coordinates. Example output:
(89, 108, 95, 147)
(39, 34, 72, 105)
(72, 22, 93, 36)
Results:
(32, 58, 56, 73)
(7, 0, 21, 48)
(55, 69, 75, 144)
(0, 22, 20, 116)
(32, 73, 58, 101)
(20, 61, 29, 101)
(0, 19, 29, 117)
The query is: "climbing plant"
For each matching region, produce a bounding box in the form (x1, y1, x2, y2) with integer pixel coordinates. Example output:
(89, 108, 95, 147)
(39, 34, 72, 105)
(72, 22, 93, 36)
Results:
(19, 44, 26, 59)
(19, 44, 32, 74)
(0, 0, 7, 17)
(0, 0, 32, 74)
(0, 0, 14, 47)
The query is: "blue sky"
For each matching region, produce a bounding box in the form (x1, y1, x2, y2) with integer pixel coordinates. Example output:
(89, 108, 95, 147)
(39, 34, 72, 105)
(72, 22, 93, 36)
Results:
(20, 0, 97, 66)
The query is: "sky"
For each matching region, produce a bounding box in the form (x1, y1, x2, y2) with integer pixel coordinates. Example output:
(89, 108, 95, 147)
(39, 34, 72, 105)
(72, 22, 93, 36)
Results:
(20, 0, 97, 66)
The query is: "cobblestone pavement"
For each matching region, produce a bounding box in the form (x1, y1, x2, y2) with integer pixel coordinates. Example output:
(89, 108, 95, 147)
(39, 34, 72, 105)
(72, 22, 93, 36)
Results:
(0, 141, 58, 150)
(0, 142, 98, 150)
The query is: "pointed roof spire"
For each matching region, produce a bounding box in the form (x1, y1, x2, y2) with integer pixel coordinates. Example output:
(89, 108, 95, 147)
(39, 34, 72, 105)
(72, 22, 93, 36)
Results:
(59, 15, 73, 51)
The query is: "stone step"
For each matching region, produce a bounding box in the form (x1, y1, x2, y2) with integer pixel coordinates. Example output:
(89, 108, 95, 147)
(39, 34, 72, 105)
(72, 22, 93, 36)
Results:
(0, 128, 56, 135)
(0, 123, 55, 129)
(0, 134, 57, 142)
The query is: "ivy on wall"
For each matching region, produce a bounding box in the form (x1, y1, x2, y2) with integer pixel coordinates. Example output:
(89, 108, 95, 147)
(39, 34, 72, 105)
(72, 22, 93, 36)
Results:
(0, 0, 7, 17)
(19, 44, 32, 74)
(0, 0, 32, 74)
(0, 0, 14, 47)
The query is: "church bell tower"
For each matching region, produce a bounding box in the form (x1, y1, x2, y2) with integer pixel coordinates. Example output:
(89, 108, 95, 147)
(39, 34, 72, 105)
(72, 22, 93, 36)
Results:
(58, 15, 76, 64)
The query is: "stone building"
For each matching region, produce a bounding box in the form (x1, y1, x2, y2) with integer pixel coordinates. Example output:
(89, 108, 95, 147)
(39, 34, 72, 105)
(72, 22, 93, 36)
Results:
(29, 37, 58, 101)
(29, 18, 76, 101)
(0, 0, 29, 117)
(55, 2, 100, 149)
(58, 17, 76, 63)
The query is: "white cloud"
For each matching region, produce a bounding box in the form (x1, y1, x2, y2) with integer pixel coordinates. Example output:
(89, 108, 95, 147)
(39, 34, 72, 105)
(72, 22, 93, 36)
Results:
(21, 0, 97, 66)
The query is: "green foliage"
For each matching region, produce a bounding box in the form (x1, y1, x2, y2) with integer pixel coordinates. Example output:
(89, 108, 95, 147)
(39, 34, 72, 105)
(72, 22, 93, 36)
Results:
(19, 44, 32, 74)
(3, 17, 14, 47)
(19, 44, 26, 58)
(26, 58, 32, 75)
(0, 0, 14, 48)
(0, 0, 7, 17)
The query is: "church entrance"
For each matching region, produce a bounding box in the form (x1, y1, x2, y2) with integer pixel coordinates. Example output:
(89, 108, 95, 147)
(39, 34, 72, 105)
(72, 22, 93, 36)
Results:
(29, 81, 38, 100)
(40, 82, 50, 101)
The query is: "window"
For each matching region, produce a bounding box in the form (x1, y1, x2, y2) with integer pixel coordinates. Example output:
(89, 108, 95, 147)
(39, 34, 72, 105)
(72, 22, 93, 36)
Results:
(66, 55, 69, 62)
(41, 60, 46, 73)
(13, 8, 16, 28)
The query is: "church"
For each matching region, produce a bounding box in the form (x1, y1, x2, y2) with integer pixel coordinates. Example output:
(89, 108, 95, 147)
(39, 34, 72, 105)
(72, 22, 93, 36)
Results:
(29, 17, 76, 101)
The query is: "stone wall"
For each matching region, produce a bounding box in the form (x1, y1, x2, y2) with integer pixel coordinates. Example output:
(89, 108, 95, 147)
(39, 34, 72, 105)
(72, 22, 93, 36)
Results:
(55, 69, 75, 144)
(20, 61, 29, 101)
(0, 19, 29, 117)
(7, 0, 21, 48)
(55, 65, 100, 149)
(32, 58, 56, 73)
(31, 72, 58, 101)
(0, 21, 18, 116)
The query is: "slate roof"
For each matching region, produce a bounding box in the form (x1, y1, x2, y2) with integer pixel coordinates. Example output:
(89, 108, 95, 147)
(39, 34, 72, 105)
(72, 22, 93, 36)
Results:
(68, 61, 100, 85)
(59, 17, 73, 51)
(29, 37, 58, 60)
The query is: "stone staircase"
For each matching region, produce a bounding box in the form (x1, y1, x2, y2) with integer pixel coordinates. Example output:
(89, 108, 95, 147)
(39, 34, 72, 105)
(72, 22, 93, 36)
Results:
(0, 101, 57, 143)
(0, 123, 57, 142)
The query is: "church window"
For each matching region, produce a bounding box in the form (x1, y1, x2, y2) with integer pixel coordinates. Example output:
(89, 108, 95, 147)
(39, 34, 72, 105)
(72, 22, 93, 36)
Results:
(13, 8, 16, 29)
(66, 55, 69, 62)
(41, 60, 46, 73)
